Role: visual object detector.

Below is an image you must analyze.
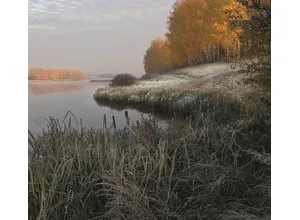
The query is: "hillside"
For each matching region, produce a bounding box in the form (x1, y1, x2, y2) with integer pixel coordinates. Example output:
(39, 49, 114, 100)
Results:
(95, 62, 265, 106)
(28, 68, 85, 81)
(92, 61, 271, 220)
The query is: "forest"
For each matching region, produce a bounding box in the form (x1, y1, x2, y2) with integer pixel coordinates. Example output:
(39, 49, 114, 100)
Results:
(143, 0, 271, 75)
(28, 68, 85, 80)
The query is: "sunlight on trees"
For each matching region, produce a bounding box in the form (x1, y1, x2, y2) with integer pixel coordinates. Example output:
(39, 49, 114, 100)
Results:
(143, 0, 270, 75)
(28, 69, 85, 80)
(143, 37, 173, 74)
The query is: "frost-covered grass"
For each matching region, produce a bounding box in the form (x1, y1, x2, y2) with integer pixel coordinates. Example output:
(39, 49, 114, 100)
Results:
(94, 62, 264, 115)
(170, 62, 238, 77)
(94, 87, 245, 120)
(120, 63, 238, 90)
(29, 62, 270, 219)
(29, 103, 270, 219)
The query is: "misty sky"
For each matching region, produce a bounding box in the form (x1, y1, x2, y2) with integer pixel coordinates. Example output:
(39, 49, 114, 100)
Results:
(29, 0, 174, 76)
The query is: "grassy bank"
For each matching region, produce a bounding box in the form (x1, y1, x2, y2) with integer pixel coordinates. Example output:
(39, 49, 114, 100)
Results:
(29, 96, 270, 220)
(95, 88, 248, 120)
(29, 63, 270, 219)
(94, 63, 269, 119)
(94, 63, 267, 113)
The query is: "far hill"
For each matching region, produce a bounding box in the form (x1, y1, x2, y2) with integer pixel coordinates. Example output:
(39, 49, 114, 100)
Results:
(28, 68, 85, 81)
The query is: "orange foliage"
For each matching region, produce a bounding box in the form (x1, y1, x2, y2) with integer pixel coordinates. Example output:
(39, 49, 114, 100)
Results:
(143, 0, 249, 74)
(143, 37, 172, 75)
(28, 68, 85, 81)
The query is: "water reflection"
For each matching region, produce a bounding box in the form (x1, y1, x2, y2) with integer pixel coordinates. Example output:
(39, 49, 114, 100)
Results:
(95, 99, 180, 127)
(28, 82, 85, 95)
(28, 81, 179, 135)
(29, 81, 151, 134)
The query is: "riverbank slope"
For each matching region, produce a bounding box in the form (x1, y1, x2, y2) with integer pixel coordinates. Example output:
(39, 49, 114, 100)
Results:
(94, 62, 268, 115)
(29, 62, 271, 220)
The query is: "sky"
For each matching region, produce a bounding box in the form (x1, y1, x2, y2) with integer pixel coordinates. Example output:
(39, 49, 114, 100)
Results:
(28, 0, 175, 76)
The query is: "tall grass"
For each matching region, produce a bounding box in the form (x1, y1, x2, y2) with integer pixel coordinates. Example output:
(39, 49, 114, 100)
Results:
(29, 95, 270, 220)
(94, 89, 250, 121)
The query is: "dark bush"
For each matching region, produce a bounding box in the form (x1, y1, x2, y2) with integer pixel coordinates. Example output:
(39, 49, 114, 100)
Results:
(110, 73, 136, 87)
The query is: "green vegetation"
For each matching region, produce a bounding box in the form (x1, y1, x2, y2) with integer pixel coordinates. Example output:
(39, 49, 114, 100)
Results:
(110, 73, 136, 87)
(29, 93, 270, 219)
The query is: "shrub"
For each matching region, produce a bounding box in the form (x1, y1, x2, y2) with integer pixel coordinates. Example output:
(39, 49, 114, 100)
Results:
(110, 73, 136, 87)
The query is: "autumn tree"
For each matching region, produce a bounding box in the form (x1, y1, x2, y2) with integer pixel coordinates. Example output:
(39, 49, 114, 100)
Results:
(28, 69, 85, 81)
(230, 0, 271, 61)
(214, 0, 249, 59)
(166, 0, 248, 66)
(226, 0, 271, 89)
(143, 0, 267, 75)
(143, 37, 172, 75)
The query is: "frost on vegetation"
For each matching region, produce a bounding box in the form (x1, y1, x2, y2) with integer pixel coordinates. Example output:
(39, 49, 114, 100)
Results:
(133, 63, 240, 90)
(128, 95, 141, 102)
(146, 92, 160, 104)
(169, 63, 236, 77)
(94, 62, 251, 106)
(136, 77, 185, 89)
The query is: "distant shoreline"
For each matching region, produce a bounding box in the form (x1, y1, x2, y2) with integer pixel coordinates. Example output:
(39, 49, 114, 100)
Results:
(28, 78, 113, 83)
(28, 79, 85, 83)
(89, 78, 113, 82)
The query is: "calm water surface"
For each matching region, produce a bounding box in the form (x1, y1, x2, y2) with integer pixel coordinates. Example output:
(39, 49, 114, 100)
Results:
(28, 80, 157, 134)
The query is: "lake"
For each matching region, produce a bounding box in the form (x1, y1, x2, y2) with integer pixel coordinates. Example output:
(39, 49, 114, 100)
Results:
(28, 80, 164, 134)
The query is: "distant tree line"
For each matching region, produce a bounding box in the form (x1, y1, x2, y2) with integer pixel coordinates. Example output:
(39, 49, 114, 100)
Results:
(143, 0, 270, 75)
(28, 68, 86, 80)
